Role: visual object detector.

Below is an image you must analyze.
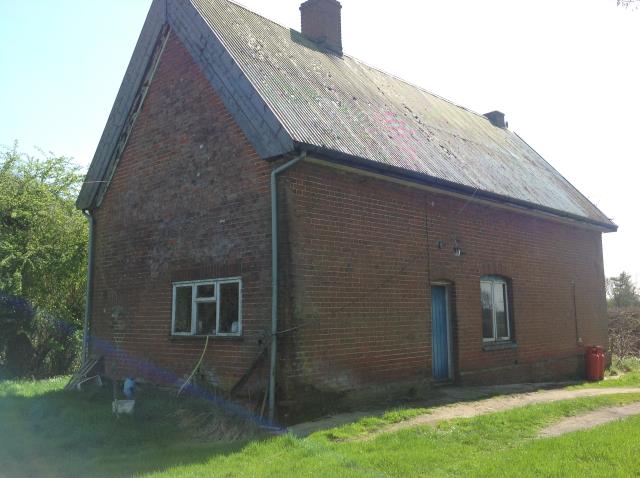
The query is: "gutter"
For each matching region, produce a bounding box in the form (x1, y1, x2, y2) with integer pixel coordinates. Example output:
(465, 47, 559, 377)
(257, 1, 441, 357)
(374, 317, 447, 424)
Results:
(81, 210, 95, 366)
(294, 142, 618, 233)
(269, 151, 307, 423)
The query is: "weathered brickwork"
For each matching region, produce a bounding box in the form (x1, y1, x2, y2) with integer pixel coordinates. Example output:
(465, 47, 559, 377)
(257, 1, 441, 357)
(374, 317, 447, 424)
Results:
(90, 33, 274, 393)
(89, 33, 608, 417)
(277, 161, 607, 408)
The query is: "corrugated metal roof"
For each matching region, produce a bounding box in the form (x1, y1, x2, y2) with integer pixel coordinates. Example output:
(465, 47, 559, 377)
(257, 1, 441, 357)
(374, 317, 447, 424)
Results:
(190, 0, 614, 228)
(78, 0, 614, 229)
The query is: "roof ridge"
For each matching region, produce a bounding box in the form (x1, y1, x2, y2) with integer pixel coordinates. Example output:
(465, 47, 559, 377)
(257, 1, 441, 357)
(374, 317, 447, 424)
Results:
(212, 0, 297, 31)
(343, 55, 490, 123)
(209, 0, 492, 124)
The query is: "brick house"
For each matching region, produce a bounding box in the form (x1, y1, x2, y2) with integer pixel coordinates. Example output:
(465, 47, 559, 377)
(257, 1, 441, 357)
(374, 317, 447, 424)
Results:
(77, 0, 616, 421)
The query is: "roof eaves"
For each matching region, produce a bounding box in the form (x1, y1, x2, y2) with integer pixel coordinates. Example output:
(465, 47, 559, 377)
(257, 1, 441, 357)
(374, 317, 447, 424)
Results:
(511, 130, 613, 227)
(296, 142, 618, 232)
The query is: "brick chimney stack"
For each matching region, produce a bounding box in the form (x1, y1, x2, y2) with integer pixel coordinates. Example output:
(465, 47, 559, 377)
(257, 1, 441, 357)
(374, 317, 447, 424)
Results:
(300, 0, 343, 55)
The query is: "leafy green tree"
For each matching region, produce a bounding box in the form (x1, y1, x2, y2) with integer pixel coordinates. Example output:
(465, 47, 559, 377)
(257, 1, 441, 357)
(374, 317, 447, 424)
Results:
(607, 272, 640, 309)
(0, 144, 87, 377)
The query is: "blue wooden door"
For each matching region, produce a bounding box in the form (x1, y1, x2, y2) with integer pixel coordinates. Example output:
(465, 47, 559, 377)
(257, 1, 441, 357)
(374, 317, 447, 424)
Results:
(431, 286, 450, 380)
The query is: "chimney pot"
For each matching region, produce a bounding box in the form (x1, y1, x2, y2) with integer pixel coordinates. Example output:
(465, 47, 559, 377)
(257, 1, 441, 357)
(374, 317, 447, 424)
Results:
(484, 111, 508, 128)
(300, 0, 343, 55)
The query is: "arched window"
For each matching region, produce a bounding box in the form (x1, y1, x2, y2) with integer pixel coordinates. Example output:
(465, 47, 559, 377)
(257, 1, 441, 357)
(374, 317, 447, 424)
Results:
(480, 276, 511, 342)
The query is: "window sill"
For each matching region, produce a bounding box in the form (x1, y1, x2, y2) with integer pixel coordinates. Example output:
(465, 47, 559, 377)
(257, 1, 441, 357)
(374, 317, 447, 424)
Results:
(483, 341, 517, 352)
(169, 335, 244, 342)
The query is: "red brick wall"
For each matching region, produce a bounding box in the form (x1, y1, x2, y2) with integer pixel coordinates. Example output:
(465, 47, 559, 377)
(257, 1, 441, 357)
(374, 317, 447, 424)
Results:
(90, 31, 608, 413)
(90, 32, 273, 392)
(300, 0, 343, 53)
(278, 161, 607, 400)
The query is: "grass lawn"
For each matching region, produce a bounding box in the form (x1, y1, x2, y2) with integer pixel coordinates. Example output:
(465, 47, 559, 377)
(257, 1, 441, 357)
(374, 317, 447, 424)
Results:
(569, 361, 640, 390)
(1, 377, 640, 477)
(570, 371, 640, 389)
(0, 378, 260, 478)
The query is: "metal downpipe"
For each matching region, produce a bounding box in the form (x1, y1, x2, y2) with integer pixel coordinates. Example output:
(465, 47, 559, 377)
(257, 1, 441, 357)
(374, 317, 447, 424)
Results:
(82, 210, 95, 366)
(269, 151, 306, 423)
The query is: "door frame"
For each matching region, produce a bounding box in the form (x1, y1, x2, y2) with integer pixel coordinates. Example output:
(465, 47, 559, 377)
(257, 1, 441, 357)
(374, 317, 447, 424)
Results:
(431, 282, 454, 381)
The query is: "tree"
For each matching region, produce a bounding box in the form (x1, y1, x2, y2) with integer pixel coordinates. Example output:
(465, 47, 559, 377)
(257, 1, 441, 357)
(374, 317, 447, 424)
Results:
(0, 144, 88, 377)
(606, 272, 640, 308)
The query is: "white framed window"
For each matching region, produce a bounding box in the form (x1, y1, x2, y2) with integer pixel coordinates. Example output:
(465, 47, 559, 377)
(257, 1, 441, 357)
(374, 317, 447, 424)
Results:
(481, 276, 511, 342)
(171, 278, 242, 337)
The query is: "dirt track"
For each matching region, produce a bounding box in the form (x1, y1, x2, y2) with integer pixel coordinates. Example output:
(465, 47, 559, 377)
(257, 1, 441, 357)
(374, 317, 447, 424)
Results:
(359, 387, 640, 441)
(538, 401, 640, 438)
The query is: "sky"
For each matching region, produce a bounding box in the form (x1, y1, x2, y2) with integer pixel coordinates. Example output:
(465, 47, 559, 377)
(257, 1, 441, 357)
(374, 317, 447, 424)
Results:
(0, 0, 638, 283)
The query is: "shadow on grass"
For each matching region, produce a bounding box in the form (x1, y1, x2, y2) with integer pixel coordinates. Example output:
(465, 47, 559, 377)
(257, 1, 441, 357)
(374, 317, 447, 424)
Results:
(0, 381, 271, 478)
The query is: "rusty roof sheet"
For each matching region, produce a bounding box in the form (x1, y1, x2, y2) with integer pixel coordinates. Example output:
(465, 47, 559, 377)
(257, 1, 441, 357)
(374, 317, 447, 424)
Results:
(190, 0, 613, 228)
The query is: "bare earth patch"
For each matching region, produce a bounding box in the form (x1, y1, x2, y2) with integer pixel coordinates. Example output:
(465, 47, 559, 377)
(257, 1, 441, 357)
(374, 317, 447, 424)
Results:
(538, 402, 640, 438)
(358, 387, 640, 441)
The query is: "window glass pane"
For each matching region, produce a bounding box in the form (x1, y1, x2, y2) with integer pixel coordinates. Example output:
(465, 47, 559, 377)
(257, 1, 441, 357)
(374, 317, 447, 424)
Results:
(481, 281, 494, 340)
(495, 283, 509, 338)
(174, 287, 192, 333)
(219, 282, 240, 334)
(197, 284, 215, 299)
(196, 302, 216, 335)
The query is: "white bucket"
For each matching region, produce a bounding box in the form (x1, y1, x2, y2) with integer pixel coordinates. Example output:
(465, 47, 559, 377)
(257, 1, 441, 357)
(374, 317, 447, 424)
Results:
(112, 400, 136, 415)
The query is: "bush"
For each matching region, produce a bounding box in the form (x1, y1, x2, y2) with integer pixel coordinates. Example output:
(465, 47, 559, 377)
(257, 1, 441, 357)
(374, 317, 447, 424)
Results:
(0, 292, 82, 378)
(607, 307, 640, 378)
(608, 307, 640, 360)
(609, 355, 640, 375)
(0, 145, 87, 378)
